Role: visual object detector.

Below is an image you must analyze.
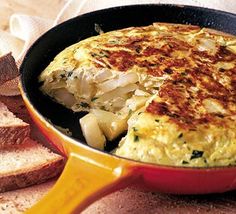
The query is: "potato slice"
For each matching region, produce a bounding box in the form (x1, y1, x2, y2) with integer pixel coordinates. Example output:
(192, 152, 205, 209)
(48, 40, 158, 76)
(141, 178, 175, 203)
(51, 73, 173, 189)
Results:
(80, 113, 106, 150)
(53, 88, 76, 107)
(97, 72, 138, 93)
(90, 109, 127, 141)
(126, 95, 149, 111)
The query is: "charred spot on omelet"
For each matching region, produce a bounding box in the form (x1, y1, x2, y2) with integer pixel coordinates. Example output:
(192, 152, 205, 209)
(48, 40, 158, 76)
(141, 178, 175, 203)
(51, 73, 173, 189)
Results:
(39, 23, 236, 167)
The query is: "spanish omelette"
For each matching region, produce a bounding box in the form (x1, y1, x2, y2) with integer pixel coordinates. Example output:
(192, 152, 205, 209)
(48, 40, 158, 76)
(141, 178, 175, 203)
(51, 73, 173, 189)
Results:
(39, 23, 236, 167)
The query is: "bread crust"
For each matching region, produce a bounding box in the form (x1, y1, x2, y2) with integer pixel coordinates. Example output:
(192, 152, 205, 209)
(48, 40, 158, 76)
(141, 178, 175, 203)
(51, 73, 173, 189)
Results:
(0, 101, 30, 147)
(0, 124, 30, 147)
(0, 180, 55, 213)
(0, 53, 19, 85)
(0, 156, 65, 193)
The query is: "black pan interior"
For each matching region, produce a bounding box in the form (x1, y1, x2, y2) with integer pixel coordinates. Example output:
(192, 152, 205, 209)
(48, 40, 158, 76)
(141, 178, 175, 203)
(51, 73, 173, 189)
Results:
(20, 4, 236, 152)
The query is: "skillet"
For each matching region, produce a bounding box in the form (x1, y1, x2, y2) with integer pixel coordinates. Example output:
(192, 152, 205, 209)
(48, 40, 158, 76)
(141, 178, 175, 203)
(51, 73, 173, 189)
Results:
(19, 4, 236, 213)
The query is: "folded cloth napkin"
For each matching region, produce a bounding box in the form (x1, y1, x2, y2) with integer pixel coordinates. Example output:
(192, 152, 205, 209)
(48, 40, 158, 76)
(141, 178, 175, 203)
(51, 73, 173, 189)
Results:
(0, 0, 235, 96)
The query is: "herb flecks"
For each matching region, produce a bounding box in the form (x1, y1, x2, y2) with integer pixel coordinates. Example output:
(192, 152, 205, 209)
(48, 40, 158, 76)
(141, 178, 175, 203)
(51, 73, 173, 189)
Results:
(99, 50, 110, 58)
(109, 40, 118, 44)
(182, 160, 189, 164)
(155, 119, 160, 123)
(62, 57, 68, 64)
(67, 71, 73, 77)
(134, 135, 139, 142)
(132, 127, 138, 132)
(91, 97, 98, 102)
(91, 52, 98, 57)
(178, 133, 183, 138)
(80, 102, 90, 108)
(60, 74, 66, 78)
(91, 50, 110, 58)
(190, 150, 204, 160)
(128, 109, 132, 116)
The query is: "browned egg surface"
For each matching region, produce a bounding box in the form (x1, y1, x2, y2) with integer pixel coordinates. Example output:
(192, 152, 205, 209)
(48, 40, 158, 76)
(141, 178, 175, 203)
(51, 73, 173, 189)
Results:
(39, 23, 236, 167)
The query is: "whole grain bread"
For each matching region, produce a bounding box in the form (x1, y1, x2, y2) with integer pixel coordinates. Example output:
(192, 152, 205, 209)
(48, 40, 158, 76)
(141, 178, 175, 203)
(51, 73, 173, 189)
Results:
(0, 138, 65, 193)
(0, 179, 55, 214)
(0, 53, 19, 86)
(0, 96, 30, 124)
(0, 95, 60, 153)
(0, 101, 30, 147)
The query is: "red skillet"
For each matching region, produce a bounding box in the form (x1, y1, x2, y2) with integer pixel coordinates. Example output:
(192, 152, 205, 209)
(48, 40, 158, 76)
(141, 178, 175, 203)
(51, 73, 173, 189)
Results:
(19, 4, 236, 213)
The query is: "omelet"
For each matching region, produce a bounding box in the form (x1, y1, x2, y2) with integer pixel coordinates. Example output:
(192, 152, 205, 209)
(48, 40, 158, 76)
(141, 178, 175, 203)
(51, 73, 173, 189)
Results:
(39, 23, 236, 167)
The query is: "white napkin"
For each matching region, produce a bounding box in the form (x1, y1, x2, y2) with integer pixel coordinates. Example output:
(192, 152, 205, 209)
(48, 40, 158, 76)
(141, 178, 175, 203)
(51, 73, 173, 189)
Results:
(0, 0, 235, 95)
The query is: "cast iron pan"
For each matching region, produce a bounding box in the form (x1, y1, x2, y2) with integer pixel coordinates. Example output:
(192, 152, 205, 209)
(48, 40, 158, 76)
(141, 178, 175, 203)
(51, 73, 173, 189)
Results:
(20, 4, 236, 213)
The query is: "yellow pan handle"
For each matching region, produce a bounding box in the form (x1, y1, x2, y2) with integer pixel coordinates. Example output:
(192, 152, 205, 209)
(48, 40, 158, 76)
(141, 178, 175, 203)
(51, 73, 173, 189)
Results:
(26, 152, 135, 214)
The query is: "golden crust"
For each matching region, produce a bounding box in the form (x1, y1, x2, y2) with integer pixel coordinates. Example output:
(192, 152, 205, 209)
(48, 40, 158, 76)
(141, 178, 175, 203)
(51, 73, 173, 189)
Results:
(203, 27, 236, 38)
(39, 23, 236, 167)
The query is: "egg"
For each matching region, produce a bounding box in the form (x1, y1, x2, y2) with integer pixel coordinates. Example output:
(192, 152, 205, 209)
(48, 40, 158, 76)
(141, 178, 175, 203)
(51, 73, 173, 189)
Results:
(39, 23, 236, 167)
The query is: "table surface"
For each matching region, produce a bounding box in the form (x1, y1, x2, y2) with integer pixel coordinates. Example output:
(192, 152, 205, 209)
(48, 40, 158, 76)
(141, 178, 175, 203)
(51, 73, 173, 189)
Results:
(83, 187, 236, 214)
(2, 95, 236, 214)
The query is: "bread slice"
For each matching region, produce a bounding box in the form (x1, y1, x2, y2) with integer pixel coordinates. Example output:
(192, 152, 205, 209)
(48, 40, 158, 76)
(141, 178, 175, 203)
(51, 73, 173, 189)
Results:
(0, 96, 30, 124)
(0, 138, 65, 193)
(0, 179, 55, 214)
(0, 96, 59, 153)
(0, 101, 30, 147)
(0, 53, 19, 85)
